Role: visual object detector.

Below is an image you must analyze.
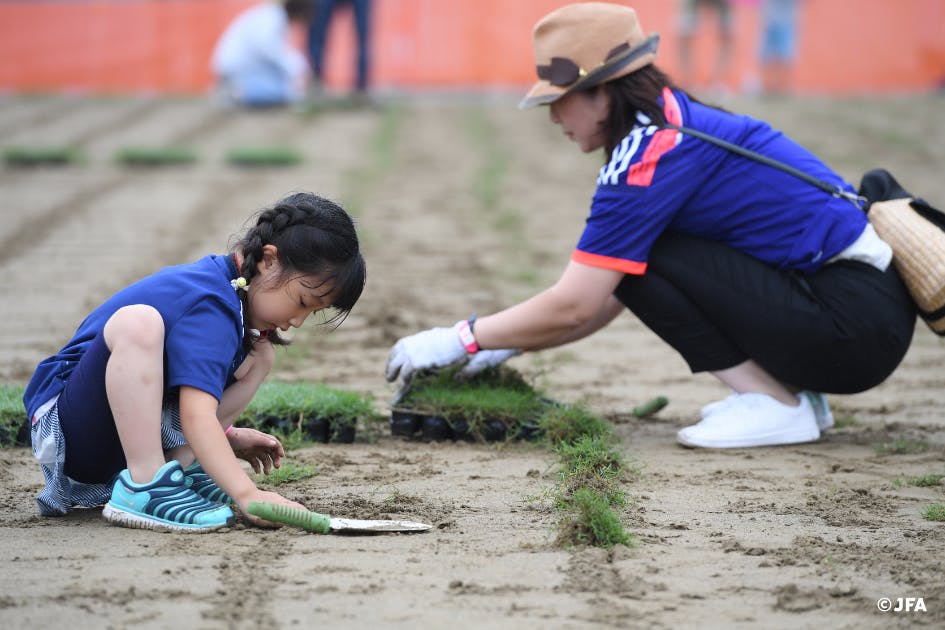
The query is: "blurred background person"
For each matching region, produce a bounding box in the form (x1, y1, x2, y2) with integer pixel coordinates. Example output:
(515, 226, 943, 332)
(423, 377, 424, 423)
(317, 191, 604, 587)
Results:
(677, 0, 734, 95)
(760, 0, 801, 95)
(308, 0, 373, 100)
(211, 0, 314, 108)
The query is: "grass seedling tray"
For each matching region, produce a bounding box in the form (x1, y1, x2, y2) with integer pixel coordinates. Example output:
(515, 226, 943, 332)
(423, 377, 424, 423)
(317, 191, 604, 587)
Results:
(115, 146, 197, 167)
(0, 384, 28, 447)
(391, 366, 552, 443)
(239, 381, 381, 444)
(225, 147, 302, 167)
(3, 146, 81, 167)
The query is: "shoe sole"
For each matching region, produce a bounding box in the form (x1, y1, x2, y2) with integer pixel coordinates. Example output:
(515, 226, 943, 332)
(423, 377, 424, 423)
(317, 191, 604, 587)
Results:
(103, 503, 232, 533)
(677, 427, 820, 449)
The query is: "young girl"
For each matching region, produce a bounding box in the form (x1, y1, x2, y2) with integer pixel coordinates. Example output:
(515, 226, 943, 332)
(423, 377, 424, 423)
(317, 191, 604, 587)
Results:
(385, 2, 917, 449)
(25, 192, 365, 531)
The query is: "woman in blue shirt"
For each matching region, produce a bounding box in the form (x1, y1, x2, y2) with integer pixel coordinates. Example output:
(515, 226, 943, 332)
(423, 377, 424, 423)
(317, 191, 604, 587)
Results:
(385, 3, 916, 449)
(25, 192, 365, 531)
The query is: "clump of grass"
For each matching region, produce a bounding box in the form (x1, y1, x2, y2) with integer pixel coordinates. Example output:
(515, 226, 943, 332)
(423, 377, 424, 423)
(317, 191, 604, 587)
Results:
(4, 146, 81, 167)
(555, 435, 625, 481)
(397, 365, 636, 548)
(555, 488, 635, 549)
(256, 461, 317, 487)
(384, 487, 407, 504)
(921, 504, 945, 522)
(833, 414, 858, 428)
(0, 384, 28, 447)
(115, 146, 197, 167)
(875, 438, 930, 455)
(277, 427, 314, 452)
(226, 147, 301, 167)
(540, 402, 613, 447)
(900, 473, 945, 487)
(548, 413, 635, 549)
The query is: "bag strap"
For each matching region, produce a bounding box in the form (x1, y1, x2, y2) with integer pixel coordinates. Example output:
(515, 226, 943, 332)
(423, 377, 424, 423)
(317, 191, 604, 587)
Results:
(663, 123, 867, 209)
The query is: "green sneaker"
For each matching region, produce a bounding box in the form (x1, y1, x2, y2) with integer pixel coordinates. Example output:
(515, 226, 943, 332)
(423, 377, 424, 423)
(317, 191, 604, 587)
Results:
(183, 461, 233, 505)
(103, 461, 233, 533)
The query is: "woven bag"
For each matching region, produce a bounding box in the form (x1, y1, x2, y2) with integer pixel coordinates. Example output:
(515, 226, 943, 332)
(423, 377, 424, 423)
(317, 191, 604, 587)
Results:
(867, 197, 945, 334)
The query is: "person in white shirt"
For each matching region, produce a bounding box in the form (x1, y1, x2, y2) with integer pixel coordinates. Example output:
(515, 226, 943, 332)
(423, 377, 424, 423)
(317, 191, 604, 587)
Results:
(211, 0, 313, 107)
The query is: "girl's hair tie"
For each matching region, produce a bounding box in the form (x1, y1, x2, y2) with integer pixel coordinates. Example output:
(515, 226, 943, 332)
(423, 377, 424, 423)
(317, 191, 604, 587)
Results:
(231, 277, 248, 291)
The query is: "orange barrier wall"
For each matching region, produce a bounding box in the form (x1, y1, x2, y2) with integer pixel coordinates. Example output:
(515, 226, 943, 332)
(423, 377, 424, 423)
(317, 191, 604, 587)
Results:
(1, 0, 943, 95)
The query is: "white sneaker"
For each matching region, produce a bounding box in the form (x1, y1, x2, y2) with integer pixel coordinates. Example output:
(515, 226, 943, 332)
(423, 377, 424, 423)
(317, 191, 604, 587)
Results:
(703, 391, 833, 430)
(800, 391, 834, 431)
(678, 393, 820, 448)
(700, 392, 737, 419)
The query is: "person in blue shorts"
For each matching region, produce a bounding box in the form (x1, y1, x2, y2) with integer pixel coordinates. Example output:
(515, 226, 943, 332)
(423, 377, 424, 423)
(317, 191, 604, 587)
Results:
(24, 192, 365, 531)
(760, 0, 801, 95)
(384, 3, 916, 449)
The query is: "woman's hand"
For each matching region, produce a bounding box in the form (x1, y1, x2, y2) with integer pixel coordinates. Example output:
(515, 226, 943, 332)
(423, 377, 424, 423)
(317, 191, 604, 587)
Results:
(385, 321, 470, 386)
(457, 348, 521, 378)
(226, 426, 285, 475)
(239, 489, 307, 529)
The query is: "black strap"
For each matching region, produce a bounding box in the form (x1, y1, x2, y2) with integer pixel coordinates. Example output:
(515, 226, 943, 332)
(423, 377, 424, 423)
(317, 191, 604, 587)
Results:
(663, 123, 866, 209)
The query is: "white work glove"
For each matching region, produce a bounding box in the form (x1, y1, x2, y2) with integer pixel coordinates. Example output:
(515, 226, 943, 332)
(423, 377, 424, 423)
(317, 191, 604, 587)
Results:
(457, 348, 522, 379)
(385, 320, 472, 389)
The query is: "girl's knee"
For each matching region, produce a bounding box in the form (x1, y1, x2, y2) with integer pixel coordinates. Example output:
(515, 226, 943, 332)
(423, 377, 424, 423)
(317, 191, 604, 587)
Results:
(103, 305, 164, 352)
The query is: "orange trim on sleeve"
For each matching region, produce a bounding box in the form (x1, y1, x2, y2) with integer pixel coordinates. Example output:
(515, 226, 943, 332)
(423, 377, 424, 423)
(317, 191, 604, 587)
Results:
(572, 250, 647, 275)
(626, 87, 683, 187)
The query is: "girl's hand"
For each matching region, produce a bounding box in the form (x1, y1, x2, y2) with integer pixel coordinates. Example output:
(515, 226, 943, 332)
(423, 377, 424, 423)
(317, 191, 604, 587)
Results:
(239, 489, 307, 529)
(226, 426, 285, 474)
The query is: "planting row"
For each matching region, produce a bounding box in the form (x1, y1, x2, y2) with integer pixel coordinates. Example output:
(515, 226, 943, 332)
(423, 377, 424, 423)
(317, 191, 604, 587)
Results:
(2, 146, 303, 167)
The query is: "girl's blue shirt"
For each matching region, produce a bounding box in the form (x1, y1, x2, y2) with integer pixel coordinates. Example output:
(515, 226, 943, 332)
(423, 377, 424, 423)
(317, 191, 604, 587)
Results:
(574, 88, 866, 276)
(24, 254, 247, 419)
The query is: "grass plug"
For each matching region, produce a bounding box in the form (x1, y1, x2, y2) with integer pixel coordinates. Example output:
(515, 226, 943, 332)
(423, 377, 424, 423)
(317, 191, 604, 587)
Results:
(632, 396, 669, 418)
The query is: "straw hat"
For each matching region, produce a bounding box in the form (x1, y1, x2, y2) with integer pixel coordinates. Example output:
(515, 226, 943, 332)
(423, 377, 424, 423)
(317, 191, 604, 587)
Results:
(519, 3, 659, 109)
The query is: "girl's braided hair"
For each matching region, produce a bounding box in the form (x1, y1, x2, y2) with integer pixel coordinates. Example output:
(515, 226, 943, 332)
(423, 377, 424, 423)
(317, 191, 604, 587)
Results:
(230, 192, 365, 351)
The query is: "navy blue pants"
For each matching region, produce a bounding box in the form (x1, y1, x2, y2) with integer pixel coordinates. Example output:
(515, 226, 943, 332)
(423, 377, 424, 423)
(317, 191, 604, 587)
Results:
(613, 234, 917, 394)
(56, 334, 126, 483)
(308, 0, 372, 91)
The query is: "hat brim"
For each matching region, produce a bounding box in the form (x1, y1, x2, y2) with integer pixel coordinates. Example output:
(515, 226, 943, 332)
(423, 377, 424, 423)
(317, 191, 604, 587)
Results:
(519, 33, 660, 109)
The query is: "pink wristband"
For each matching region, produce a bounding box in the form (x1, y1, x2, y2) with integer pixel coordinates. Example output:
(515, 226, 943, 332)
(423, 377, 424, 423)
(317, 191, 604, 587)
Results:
(224, 424, 235, 435)
(457, 319, 479, 354)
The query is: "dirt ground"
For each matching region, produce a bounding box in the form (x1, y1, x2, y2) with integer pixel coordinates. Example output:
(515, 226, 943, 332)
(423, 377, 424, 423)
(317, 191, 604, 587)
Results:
(1, 92, 944, 629)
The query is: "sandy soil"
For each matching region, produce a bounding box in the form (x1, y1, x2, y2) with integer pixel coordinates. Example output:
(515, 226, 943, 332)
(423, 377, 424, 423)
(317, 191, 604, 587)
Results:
(1, 92, 944, 629)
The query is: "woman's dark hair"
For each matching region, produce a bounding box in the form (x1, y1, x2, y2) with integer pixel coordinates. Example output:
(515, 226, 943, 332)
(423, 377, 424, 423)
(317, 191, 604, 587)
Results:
(597, 64, 718, 157)
(284, 0, 314, 22)
(231, 192, 366, 351)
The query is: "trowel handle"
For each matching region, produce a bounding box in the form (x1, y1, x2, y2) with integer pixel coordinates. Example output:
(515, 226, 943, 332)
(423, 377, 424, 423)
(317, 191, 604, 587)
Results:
(246, 501, 331, 534)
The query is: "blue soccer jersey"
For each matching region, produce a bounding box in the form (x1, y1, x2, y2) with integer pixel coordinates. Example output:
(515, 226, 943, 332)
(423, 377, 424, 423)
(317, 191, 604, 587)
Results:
(24, 255, 246, 419)
(573, 88, 867, 276)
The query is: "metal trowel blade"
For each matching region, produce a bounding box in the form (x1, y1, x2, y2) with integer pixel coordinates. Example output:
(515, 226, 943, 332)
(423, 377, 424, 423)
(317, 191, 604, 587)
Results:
(328, 517, 432, 533)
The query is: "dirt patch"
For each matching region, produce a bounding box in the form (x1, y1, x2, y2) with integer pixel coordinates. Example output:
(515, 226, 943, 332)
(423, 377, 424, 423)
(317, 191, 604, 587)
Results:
(1, 93, 944, 628)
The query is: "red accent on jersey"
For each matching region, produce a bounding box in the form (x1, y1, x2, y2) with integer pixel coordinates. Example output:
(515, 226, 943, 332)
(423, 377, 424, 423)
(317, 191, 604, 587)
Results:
(626, 87, 683, 187)
(572, 249, 647, 275)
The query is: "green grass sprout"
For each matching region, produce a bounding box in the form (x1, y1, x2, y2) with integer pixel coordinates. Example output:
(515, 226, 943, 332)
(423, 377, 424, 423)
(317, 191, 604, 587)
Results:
(115, 146, 197, 166)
